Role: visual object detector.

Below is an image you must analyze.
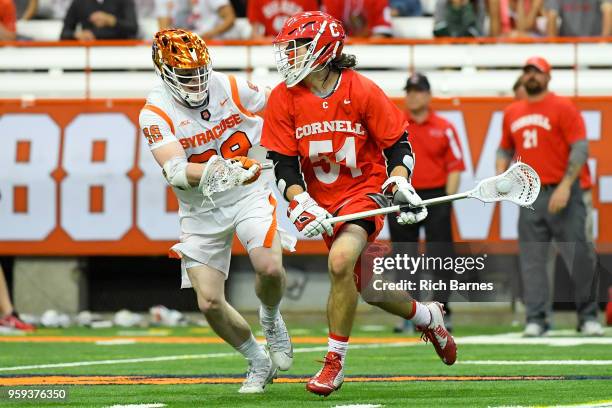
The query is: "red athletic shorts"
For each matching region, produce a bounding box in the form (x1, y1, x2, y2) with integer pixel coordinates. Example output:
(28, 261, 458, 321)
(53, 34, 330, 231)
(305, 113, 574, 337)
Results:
(323, 194, 389, 292)
(322, 194, 386, 249)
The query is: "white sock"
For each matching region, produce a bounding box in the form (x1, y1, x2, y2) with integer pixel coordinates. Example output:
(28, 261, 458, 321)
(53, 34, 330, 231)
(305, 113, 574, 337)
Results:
(328, 333, 349, 364)
(260, 303, 280, 325)
(411, 301, 432, 327)
(236, 334, 267, 361)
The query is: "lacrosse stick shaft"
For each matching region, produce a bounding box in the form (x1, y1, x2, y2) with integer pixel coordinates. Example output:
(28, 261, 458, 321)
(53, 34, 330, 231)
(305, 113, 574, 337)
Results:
(327, 191, 470, 225)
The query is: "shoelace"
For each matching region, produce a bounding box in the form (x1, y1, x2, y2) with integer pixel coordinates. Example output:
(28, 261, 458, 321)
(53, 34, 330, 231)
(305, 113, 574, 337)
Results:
(314, 354, 342, 384)
(242, 360, 271, 387)
(263, 318, 290, 352)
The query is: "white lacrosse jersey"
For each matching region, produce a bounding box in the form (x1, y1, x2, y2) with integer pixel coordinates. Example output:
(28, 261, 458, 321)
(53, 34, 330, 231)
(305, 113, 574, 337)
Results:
(139, 71, 267, 213)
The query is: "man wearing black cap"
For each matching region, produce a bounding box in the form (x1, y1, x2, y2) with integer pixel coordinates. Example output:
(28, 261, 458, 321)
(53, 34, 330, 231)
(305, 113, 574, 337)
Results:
(390, 73, 465, 333)
(496, 57, 603, 337)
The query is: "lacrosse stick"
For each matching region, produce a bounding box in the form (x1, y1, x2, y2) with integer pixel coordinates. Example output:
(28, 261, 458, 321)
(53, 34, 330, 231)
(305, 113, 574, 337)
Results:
(199, 155, 273, 198)
(327, 161, 540, 225)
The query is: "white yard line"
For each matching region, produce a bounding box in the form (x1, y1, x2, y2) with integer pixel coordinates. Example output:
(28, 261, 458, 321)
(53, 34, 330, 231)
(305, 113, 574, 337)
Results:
(457, 335, 612, 347)
(0, 342, 414, 372)
(461, 360, 612, 365)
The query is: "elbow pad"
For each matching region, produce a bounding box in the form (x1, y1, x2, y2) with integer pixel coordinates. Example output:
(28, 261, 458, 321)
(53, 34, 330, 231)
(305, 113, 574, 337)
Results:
(162, 156, 191, 190)
(383, 131, 415, 176)
(266, 151, 306, 200)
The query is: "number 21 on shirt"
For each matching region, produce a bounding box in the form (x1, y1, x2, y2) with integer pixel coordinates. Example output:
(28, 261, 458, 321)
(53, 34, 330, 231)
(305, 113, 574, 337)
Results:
(522, 128, 538, 149)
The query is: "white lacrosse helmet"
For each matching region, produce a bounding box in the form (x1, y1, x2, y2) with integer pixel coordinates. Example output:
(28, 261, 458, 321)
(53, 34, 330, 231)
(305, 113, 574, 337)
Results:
(152, 29, 212, 108)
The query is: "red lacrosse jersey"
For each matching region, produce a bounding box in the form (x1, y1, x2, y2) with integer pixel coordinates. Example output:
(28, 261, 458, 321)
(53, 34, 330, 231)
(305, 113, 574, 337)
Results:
(322, 0, 392, 37)
(261, 69, 408, 211)
(247, 0, 319, 37)
(500, 92, 586, 185)
(407, 111, 465, 190)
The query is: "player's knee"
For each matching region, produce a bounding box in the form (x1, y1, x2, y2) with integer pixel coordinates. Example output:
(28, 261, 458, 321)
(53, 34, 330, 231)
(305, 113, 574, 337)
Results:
(328, 248, 356, 280)
(197, 294, 224, 315)
(256, 259, 284, 281)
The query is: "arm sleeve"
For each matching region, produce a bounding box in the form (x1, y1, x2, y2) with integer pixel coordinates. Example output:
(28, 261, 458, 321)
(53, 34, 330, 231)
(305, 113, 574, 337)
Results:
(444, 124, 466, 172)
(60, 1, 78, 39)
(363, 80, 409, 149)
(261, 87, 298, 156)
(559, 100, 586, 144)
(235, 76, 267, 113)
(139, 108, 180, 151)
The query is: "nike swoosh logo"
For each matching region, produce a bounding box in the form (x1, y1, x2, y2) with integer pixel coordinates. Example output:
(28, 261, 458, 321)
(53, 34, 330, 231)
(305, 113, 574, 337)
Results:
(220, 97, 229, 106)
(343, 99, 351, 104)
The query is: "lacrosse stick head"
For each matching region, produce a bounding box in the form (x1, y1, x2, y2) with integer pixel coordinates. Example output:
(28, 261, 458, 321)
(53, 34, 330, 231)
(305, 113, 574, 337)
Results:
(469, 162, 540, 207)
(199, 155, 254, 197)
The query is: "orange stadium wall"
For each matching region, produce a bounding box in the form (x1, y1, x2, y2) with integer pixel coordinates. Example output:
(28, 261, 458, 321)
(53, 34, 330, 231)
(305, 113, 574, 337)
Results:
(0, 97, 611, 256)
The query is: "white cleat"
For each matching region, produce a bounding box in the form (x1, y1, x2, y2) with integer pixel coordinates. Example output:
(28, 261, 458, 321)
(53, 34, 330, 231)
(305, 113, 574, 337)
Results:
(238, 353, 277, 394)
(260, 307, 293, 371)
(523, 322, 548, 337)
(580, 321, 604, 337)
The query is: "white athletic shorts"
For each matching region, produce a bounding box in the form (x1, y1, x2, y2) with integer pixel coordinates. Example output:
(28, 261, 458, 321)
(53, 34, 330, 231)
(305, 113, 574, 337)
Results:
(169, 188, 296, 288)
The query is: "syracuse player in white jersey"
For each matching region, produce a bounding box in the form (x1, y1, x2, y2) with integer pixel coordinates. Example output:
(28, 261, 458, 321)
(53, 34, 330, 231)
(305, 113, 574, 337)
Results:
(139, 29, 295, 393)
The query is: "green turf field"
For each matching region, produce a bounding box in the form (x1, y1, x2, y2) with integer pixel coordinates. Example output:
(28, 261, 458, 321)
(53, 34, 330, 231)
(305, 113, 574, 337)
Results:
(0, 319, 610, 408)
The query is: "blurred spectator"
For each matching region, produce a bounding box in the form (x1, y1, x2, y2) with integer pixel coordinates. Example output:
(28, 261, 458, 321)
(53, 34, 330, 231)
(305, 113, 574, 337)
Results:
(156, 0, 237, 40)
(15, 0, 37, 20)
(60, 0, 139, 40)
(322, 0, 393, 37)
(433, 0, 484, 36)
(497, 57, 603, 337)
(389, 73, 465, 334)
(545, 0, 612, 36)
(135, 0, 157, 18)
(390, 0, 423, 16)
(0, 0, 17, 40)
(35, 0, 71, 19)
(489, 0, 544, 36)
(248, 0, 319, 38)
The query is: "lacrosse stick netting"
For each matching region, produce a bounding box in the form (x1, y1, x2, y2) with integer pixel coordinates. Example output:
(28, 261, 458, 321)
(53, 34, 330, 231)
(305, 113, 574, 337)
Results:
(469, 161, 540, 207)
(199, 155, 261, 197)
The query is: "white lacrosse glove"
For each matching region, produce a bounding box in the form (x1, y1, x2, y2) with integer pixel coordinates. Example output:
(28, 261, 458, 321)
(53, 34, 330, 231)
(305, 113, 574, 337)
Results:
(382, 176, 428, 225)
(230, 156, 262, 184)
(287, 192, 333, 237)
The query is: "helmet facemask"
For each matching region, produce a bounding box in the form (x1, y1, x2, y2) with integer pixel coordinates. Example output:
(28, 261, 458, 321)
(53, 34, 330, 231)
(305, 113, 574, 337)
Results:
(158, 63, 211, 108)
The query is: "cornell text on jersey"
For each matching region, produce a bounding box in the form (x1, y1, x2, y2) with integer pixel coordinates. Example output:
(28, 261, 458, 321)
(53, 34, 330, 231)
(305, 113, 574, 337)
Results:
(295, 120, 365, 139)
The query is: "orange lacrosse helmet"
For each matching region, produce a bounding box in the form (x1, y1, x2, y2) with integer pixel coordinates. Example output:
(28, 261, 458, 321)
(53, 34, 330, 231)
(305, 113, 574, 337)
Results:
(152, 29, 212, 108)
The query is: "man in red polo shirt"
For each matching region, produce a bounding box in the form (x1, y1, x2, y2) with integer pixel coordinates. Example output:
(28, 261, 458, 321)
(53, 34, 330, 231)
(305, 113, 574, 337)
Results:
(497, 56, 603, 337)
(390, 73, 465, 333)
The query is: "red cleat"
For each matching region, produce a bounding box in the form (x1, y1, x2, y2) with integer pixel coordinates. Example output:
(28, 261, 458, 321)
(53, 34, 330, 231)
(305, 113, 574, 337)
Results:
(417, 302, 456, 365)
(0, 313, 36, 332)
(306, 351, 344, 396)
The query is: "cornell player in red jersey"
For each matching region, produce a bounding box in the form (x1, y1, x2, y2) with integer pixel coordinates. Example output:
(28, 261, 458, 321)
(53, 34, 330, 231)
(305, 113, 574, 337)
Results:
(261, 11, 457, 396)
